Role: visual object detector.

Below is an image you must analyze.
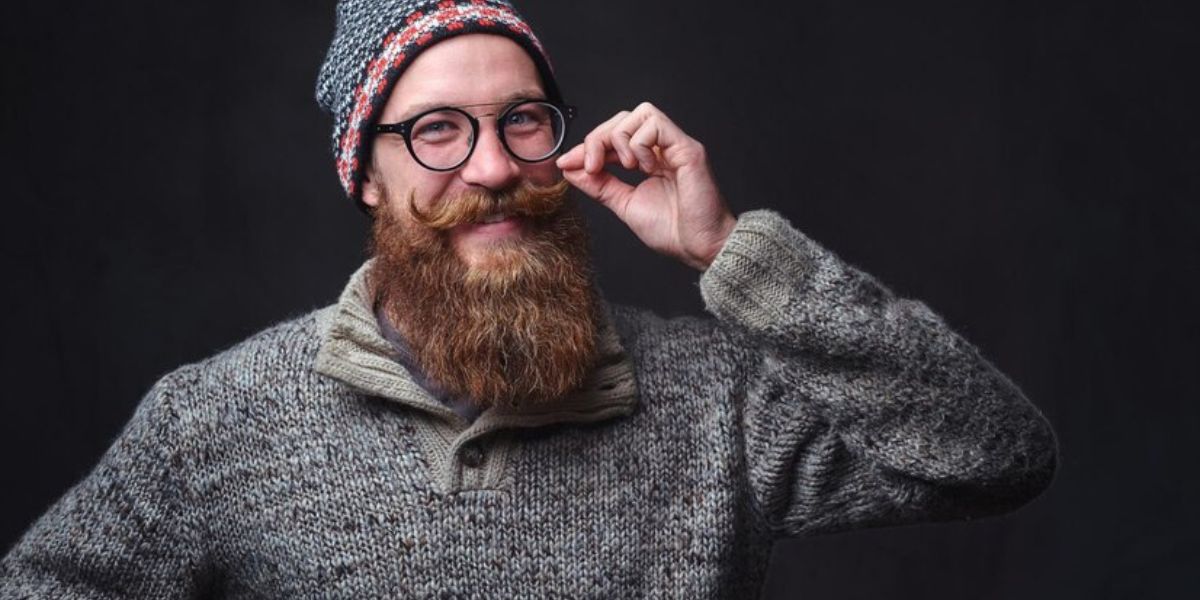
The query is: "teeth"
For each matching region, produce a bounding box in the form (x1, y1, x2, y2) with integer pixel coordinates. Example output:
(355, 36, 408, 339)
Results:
(480, 213, 508, 224)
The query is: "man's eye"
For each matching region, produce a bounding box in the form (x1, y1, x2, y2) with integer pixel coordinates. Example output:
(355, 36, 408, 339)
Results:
(504, 109, 545, 133)
(415, 121, 458, 138)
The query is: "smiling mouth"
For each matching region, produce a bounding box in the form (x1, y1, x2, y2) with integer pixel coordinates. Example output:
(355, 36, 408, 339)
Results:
(457, 213, 527, 237)
(478, 212, 511, 224)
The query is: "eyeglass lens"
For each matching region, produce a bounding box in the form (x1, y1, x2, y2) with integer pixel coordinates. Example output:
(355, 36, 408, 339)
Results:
(409, 101, 565, 170)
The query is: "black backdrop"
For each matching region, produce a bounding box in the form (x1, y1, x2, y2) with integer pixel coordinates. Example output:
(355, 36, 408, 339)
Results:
(2, 0, 1197, 597)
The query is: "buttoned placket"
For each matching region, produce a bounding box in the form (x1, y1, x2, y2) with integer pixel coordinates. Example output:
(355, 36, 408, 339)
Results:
(460, 442, 484, 468)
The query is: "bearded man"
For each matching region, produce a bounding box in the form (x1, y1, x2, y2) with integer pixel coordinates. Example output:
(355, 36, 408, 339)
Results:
(0, 1, 1058, 598)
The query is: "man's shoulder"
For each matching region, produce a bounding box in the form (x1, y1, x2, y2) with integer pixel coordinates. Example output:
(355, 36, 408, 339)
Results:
(149, 305, 338, 405)
(608, 301, 748, 361)
(121, 305, 354, 473)
(607, 301, 760, 409)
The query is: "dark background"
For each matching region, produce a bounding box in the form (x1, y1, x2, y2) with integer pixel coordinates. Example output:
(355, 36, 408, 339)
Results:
(2, 0, 1197, 597)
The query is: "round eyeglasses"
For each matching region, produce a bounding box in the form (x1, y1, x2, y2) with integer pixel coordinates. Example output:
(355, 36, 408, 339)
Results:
(373, 100, 577, 172)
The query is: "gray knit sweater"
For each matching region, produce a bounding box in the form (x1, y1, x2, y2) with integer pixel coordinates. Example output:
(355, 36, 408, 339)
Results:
(0, 210, 1057, 599)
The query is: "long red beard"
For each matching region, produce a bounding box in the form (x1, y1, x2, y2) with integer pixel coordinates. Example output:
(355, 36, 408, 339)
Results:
(368, 178, 600, 410)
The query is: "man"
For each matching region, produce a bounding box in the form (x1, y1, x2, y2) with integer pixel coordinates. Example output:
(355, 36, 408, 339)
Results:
(0, 0, 1058, 598)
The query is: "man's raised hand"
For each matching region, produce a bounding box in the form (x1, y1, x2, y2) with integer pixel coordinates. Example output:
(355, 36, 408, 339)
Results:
(556, 102, 737, 271)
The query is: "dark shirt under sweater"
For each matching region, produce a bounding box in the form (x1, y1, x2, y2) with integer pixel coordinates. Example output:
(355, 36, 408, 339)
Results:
(375, 306, 484, 424)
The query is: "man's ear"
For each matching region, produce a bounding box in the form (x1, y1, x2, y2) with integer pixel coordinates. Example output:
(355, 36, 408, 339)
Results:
(361, 165, 383, 208)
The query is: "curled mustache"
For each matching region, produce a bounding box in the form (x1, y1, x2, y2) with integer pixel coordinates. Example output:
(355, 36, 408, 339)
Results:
(408, 178, 571, 230)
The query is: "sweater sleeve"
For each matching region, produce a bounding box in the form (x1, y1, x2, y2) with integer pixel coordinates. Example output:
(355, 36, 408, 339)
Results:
(699, 210, 1058, 537)
(0, 375, 210, 598)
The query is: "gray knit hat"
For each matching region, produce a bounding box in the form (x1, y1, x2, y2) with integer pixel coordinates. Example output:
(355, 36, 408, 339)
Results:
(315, 0, 563, 207)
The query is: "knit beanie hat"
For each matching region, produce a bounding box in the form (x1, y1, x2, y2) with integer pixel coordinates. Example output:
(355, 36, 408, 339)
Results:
(315, 0, 563, 207)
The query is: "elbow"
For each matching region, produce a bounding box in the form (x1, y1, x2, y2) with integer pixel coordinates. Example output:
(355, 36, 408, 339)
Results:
(1008, 418, 1060, 507)
(951, 414, 1060, 518)
(955, 369, 1061, 514)
(999, 401, 1060, 505)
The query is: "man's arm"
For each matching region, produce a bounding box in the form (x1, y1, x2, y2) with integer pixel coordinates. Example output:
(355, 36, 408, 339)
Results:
(559, 102, 1058, 536)
(1, 375, 210, 598)
(699, 209, 1057, 535)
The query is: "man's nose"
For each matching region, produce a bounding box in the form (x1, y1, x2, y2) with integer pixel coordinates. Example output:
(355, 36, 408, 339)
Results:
(459, 124, 520, 190)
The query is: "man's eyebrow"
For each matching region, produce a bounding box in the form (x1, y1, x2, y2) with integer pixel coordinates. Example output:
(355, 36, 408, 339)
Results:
(395, 89, 547, 121)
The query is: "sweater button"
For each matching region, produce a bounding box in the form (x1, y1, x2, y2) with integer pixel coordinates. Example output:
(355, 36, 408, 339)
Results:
(460, 444, 484, 468)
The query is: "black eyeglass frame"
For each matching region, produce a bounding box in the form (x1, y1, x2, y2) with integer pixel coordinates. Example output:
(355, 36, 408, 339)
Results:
(373, 99, 578, 172)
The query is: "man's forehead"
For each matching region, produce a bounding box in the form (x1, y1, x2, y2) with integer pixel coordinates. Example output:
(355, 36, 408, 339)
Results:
(384, 33, 547, 121)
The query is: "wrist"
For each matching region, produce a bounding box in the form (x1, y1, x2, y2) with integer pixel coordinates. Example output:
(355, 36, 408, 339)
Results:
(692, 212, 738, 271)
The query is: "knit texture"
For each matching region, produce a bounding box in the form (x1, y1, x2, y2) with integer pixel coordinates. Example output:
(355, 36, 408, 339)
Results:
(314, 0, 561, 203)
(0, 210, 1058, 598)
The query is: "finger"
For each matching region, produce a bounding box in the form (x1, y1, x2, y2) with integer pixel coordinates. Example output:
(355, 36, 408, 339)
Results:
(629, 102, 693, 152)
(608, 114, 644, 172)
(556, 143, 585, 170)
(610, 112, 654, 172)
(629, 139, 658, 174)
(627, 119, 665, 173)
(629, 115, 700, 173)
(584, 111, 631, 174)
(561, 165, 635, 216)
(559, 144, 625, 171)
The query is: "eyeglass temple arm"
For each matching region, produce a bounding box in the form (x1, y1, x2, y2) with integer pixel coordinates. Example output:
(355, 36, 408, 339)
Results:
(374, 123, 409, 134)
